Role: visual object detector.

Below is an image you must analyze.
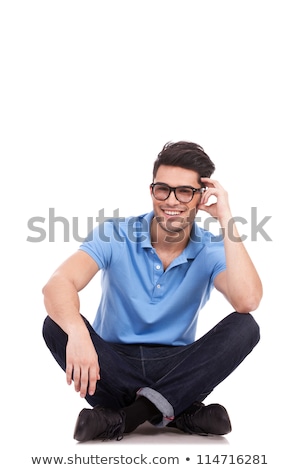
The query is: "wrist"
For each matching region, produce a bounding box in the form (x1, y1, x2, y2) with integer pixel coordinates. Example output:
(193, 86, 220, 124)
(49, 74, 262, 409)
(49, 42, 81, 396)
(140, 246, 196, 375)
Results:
(218, 210, 233, 228)
(65, 314, 88, 337)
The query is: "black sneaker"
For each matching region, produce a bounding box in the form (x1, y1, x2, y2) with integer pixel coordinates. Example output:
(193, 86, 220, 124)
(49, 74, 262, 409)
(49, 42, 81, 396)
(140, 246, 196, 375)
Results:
(173, 402, 232, 436)
(73, 406, 126, 442)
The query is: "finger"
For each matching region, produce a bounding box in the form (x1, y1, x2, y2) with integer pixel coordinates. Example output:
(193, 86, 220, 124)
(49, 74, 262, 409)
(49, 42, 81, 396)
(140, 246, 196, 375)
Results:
(79, 368, 89, 398)
(200, 188, 218, 205)
(73, 365, 81, 393)
(198, 202, 217, 214)
(87, 367, 100, 396)
(66, 362, 73, 386)
(200, 177, 215, 187)
(201, 177, 223, 189)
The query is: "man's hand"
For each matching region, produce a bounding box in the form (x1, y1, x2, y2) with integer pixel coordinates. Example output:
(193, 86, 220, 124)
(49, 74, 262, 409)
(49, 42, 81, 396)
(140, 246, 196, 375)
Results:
(66, 332, 100, 398)
(198, 177, 232, 222)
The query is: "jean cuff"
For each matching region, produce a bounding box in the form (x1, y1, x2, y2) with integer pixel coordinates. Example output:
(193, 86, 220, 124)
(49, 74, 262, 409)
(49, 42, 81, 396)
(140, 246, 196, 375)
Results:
(137, 387, 174, 427)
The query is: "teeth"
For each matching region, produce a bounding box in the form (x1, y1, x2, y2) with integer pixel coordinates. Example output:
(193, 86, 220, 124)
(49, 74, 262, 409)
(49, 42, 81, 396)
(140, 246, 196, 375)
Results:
(164, 211, 181, 216)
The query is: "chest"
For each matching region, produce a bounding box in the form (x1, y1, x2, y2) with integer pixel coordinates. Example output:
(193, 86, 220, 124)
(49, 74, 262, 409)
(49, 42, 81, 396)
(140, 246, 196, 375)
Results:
(154, 248, 183, 271)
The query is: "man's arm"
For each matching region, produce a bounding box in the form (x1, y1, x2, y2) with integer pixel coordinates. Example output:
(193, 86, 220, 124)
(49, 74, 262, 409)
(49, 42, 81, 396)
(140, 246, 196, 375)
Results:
(198, 178, 263, 313)
(42, 250, 101, 397)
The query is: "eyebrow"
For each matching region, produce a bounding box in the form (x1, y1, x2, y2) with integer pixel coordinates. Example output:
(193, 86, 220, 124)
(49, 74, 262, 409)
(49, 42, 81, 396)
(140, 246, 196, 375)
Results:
(154, 182, 200, 189)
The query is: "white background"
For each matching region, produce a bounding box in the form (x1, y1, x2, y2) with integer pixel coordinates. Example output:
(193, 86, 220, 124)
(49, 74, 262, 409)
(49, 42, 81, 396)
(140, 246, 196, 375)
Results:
(1, 1, 299, 468)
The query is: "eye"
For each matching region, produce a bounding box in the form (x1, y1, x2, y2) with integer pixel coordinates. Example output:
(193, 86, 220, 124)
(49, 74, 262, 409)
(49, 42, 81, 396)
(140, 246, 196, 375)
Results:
(155, 184, 169, 192)
(177, 187, 193, 195)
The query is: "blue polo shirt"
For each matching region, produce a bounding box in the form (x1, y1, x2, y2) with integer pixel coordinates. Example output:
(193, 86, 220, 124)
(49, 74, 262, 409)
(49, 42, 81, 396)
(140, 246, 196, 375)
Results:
(79, 211, 226, 346)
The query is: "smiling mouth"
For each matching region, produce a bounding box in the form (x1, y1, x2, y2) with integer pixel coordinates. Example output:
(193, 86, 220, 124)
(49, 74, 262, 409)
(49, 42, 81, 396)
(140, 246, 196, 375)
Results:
(163, 210, 183, 216)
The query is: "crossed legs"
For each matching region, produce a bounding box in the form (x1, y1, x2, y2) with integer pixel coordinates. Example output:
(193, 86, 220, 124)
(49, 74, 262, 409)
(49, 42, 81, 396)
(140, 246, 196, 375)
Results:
(43, 312, 260, 440)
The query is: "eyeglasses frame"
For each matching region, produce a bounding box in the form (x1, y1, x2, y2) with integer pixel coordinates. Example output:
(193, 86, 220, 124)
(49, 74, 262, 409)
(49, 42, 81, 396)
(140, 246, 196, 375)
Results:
(150, 182, 206, 203)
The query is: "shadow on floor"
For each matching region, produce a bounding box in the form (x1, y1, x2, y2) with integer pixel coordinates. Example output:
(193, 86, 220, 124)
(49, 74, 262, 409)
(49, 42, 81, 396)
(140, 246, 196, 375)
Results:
(76, 421, 230, 446)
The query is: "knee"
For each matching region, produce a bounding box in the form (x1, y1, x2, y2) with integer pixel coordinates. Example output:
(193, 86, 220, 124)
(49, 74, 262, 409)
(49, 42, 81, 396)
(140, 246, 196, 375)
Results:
(42, 315, 51, 343)
(42, 315, 54, 345)
(42, 316, 67, 371)
(234, 312, 260, 349)
(42, 315, 67, 351)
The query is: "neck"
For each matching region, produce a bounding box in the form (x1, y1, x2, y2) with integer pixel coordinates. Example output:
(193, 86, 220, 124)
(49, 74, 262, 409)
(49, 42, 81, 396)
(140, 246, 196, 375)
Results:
(150, 218, 191, 254)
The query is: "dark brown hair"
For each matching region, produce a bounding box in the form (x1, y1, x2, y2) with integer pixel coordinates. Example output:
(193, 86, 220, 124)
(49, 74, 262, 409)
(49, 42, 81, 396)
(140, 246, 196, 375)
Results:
(153, 141, 215, 185)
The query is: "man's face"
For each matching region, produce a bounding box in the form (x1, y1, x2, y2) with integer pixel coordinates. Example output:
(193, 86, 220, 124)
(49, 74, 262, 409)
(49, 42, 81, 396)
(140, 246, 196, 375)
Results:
(150, 165, 202, 238)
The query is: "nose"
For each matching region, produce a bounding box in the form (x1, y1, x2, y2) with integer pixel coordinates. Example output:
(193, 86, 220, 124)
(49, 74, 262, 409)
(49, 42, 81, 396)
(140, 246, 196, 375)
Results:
(167, 189, 179, 203)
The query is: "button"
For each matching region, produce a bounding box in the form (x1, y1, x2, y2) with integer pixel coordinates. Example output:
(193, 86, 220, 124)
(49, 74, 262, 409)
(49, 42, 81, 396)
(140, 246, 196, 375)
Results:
(155, 264, 161, 270)
(156, 284, 161, 289)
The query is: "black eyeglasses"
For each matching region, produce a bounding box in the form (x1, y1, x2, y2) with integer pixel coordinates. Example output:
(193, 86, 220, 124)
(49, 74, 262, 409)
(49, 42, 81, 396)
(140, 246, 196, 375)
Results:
(151, 183, 205, 203)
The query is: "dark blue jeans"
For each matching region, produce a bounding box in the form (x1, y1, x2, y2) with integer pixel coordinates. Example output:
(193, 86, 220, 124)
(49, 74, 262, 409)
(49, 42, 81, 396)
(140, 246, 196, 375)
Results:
(43, 312, 260, 426)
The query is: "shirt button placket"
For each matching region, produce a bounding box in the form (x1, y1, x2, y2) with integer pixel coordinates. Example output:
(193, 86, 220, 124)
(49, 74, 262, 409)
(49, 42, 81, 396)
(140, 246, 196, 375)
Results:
(153, 261, 163, 297)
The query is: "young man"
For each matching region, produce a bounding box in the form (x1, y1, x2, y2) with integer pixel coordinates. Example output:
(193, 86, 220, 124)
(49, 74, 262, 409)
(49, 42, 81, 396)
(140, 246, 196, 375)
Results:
(42, 141, 262, 442)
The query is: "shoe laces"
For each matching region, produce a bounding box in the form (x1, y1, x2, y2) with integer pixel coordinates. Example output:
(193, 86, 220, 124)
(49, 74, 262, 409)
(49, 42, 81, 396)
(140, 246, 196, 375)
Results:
(94, 408, 126, 441)
(175, 402, 208, 436)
